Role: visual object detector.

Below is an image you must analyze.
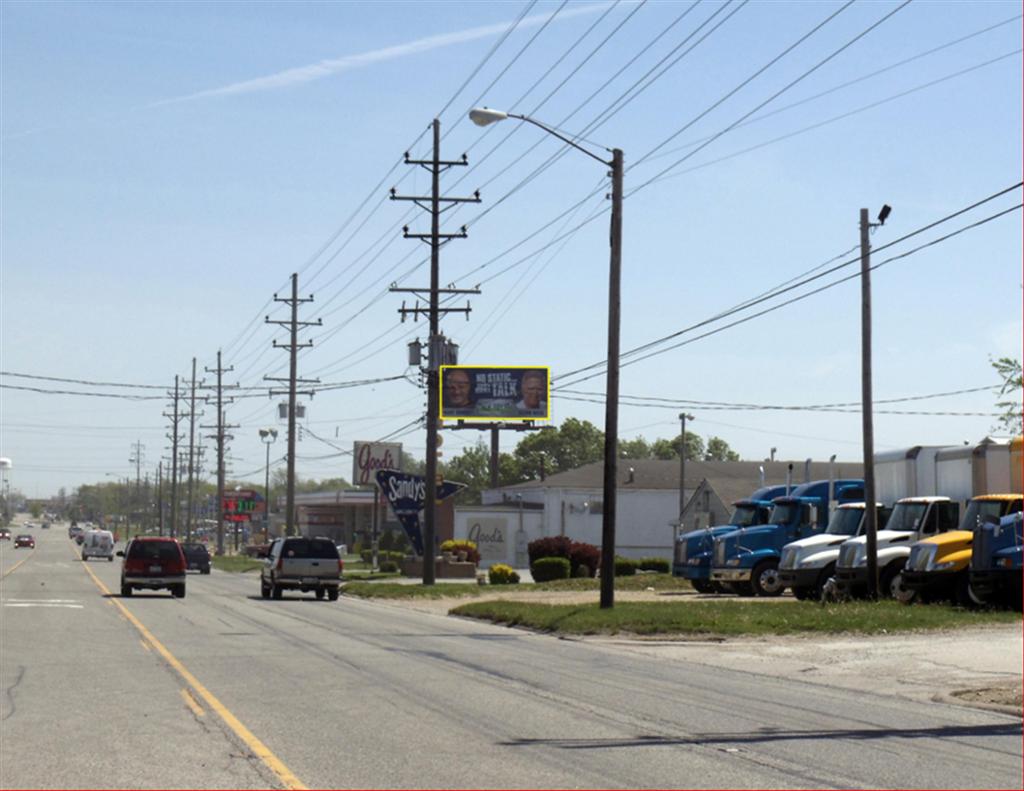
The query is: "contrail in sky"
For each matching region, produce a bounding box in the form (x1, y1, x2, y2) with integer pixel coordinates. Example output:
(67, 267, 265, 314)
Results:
(149, 3, 611, 107)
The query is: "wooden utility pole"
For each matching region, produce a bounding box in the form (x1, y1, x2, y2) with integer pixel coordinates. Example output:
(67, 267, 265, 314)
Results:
(265, 274, 321, 536)
(202, 350, 238, 556)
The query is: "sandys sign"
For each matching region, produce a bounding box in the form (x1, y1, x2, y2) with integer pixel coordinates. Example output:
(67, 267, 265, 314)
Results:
(375, 470, 466, 556)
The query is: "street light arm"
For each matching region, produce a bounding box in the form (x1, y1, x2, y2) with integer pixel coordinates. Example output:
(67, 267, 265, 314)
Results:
(508, 113, 611, 167)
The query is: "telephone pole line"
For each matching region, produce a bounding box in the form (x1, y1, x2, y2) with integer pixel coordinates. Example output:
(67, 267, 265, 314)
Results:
(163, 376, 186, 538)
(390, 117, 480, 585)
(265, 273, 321, 536)
(202, 350, 239, 556)
(156, 461, 164, 536)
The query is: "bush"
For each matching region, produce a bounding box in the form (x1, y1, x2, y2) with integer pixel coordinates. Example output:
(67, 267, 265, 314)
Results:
(528, 536, 599, 578)
(532, 556, 571, 582)
(637, 557, 670, 573)
(614, 556, 638, 576)
(378, 560, 399, 573)
(528, 536, 573, 565)
(569, 543, 600, 578)
(488, 564, 520, 585)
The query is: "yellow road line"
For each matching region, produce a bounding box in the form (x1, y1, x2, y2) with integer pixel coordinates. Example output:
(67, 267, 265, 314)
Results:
(181, 688, 205, 717)
(78, 558, 306, 790)
(140, 640, 151, 653)
(1, 554, 32, 580)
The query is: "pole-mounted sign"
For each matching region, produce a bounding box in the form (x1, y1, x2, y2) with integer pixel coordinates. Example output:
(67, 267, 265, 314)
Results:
(374, 469, 465, 556)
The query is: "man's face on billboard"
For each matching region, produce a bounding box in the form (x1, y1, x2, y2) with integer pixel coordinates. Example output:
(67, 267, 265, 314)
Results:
(521, 374, 544, 409)
(445, 370, 472, 407)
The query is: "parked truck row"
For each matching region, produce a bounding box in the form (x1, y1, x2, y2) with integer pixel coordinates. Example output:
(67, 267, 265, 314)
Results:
(673, 437, 1023, 609)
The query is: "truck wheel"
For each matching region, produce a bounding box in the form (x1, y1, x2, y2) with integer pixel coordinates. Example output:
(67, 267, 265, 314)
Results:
(172, 584, 186, 599)
(260, 580, 270, 599)
(272, 583, 283, 600)
(791, 586, 815, 601)
(691, 580, 714, 594)
(121, 584, 132, 597)
(751, 560, 784, 597)
(954, 573, 984, 608)
(883, 565, 915, 604)
(315, 588, 325, 600)
(327, 588, 340, 602)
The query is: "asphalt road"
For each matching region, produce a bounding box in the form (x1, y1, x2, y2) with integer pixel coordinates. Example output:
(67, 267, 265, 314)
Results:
(2, 525, 1021, 790)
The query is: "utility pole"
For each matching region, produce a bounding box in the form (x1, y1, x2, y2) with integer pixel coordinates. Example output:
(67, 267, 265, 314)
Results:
(156, 462, 164, 536)
(599, 147, 624, 609)
(860, 204, 891, 600)
(163, 376, 186, 538)
(390, 118, 480, 585)
(203, 350, 238, 556)
(265, 274, 321, 536)
(678, 413, 694, 525)
(185, 358, 202, 542)
(129, 440, 145, 540)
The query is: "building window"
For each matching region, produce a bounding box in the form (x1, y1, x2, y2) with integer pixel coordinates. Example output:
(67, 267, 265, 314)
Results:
(588, 500, 603, 515)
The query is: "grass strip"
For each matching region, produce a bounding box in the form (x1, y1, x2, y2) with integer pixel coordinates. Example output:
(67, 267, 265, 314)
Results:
(449, 599, 1020, 636)
(212, 555, 264, 573)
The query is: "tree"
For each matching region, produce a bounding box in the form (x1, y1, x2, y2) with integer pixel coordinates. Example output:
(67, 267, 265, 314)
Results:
(619, 437, 653, 459)
(991, 356, 1023, 435)
(704, 436, 740, 461)
(514, 418, 605, 477)
(650, 432, 704, 461)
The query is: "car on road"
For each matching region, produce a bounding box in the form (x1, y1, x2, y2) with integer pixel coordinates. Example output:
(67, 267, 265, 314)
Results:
(261, 536, 342, 600)
(14, 534, 35, 549)
(68, 525, 84, 540)
(117, 537, 187, 598)
(0, 528, 10, 540)
(181, 542, 212, 574)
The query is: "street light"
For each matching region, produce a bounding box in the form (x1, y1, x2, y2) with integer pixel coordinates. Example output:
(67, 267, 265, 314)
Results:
(259, 428, 278, 544)
(470, 106, 624, 608)
(678, 413, 695, 525)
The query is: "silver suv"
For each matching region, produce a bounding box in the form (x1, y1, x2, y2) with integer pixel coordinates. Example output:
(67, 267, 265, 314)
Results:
(261, 537, 342, 601)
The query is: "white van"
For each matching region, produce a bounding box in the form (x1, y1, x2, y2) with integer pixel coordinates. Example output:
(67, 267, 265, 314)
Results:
(81, 529, 115, 562)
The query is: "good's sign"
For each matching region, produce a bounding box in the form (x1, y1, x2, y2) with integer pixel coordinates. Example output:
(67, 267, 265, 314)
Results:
(353, 442, 402, 486)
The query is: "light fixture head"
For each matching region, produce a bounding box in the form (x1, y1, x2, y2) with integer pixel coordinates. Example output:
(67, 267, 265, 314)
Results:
(469, 107, 509, 127)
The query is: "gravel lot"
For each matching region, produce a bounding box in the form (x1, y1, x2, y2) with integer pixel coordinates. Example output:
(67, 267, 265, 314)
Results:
(380, 587, 1023, 716)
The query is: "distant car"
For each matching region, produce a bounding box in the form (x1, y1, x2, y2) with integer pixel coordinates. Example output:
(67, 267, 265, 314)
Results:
(14, 534, 35, 549)
(24, 522, 34, 529)
(117, 537, 187, 598)
(0, 529, 10, 541)
(41, 522, 50, 530)
(260, 536, 342, 600)
(181, 543, 211, 574)
(69, 525, 84, 539)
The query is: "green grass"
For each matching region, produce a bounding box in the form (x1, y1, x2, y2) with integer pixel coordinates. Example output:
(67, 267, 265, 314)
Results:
(342, 571, 402, 582)
(531, 574, 691, 593)
(449, 599, 1021, 636)
(212, 555, 264, 573)
(343, 581, 483, 599)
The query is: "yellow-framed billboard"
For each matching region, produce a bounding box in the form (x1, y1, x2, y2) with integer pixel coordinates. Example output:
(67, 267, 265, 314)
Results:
(439, 365, 550, 421)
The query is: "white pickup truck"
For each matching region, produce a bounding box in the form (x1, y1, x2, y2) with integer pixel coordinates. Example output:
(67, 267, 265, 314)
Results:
(260, 536, 343, 601)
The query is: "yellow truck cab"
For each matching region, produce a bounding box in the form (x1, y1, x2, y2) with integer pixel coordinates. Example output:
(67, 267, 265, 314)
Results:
(902, 493, 1023, 605)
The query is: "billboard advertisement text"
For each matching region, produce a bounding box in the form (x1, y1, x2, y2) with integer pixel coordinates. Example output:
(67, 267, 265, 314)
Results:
(440, 366, 549, 421)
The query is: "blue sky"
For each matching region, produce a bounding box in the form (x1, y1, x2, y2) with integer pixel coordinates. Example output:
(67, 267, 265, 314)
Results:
(2, 0, 1021, 498)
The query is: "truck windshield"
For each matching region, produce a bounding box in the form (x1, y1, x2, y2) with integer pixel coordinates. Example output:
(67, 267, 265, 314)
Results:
(769, 504, 798, 526)
(886, 502, 928, 532)
(826, 508, 864, 536)
(727, 505, 762, 527)
(959, 499, 1019, 531)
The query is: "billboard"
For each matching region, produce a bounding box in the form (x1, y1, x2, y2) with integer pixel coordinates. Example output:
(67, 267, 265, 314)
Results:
(439, 366, 550, 421)
(352, 442, 403, 486)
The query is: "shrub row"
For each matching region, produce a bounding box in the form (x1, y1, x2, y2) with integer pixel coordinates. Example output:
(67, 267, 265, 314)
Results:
(359, 549, 406, 564)
(531, 557, 571, 582)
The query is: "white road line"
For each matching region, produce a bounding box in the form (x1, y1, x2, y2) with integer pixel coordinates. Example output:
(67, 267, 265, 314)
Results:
(3, 603, 84, 609)
(2, 599, 82, 603)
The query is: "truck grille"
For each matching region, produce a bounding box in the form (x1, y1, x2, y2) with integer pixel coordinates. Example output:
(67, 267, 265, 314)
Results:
(837, 544, 858, 569)
(970, 529, 991, 571)
(714, 541, 726, 566)
(676, 540, 687, 564)
(907, 544, 931, 572)
(780, 546, 799, 570)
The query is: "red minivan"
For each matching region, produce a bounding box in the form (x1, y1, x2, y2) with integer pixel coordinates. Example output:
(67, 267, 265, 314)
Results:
(118, 537, 187, 598)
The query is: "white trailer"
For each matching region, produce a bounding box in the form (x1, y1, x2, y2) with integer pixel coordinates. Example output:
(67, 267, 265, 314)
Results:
(935, 437, 1012, 503)
(873, 446, 945, 505)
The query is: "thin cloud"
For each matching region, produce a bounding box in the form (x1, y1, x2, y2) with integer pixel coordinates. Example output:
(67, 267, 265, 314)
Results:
(150, 3, 611, 108)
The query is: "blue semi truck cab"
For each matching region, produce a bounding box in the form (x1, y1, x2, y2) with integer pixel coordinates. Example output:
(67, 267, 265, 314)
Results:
(673, 485, 789, 594)
(710, 479, 864, 596)
(969, 511, 1023, 611)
